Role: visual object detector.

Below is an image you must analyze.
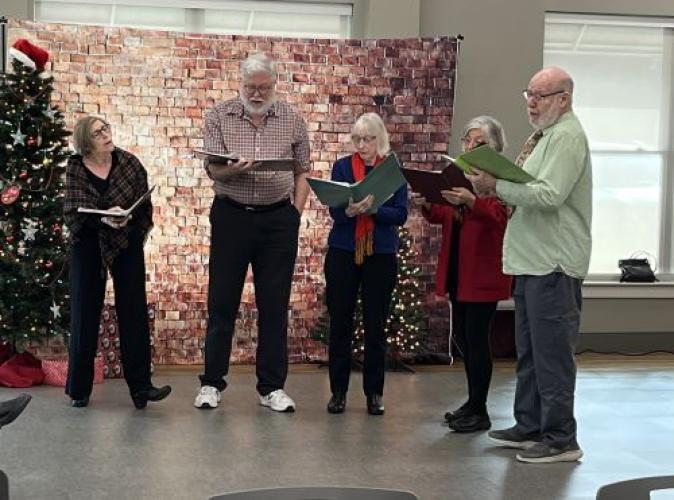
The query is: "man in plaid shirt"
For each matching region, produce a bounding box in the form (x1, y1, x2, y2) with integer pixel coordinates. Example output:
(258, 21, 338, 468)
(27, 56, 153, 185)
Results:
(194, 53, 311, 413)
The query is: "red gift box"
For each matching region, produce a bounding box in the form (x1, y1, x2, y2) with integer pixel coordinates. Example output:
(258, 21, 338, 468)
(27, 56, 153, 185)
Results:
(42, 357, 104, 387)
(97, 304, 155, 379)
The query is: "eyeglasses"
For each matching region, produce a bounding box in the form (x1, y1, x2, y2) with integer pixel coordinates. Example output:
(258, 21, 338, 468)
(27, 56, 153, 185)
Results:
(90, 123, 111, 139)
(244, 83, 274, 94)
(461, 137, 487, 148)
(352, 135, 377, 145)
(522, 89, 566, 102)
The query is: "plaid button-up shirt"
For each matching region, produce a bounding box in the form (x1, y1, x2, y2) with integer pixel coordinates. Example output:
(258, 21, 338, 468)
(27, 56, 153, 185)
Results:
(203, 98, 311, 204)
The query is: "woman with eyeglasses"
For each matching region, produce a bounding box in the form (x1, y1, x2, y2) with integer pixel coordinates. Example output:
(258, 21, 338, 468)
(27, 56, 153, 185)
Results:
(411, 116, 512, 433)
(324, 112, 408, 416)
(63, 116, 171, 409)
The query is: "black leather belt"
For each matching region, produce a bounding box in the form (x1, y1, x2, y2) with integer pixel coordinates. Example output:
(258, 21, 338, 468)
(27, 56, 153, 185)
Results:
(217, 196, 291, 213)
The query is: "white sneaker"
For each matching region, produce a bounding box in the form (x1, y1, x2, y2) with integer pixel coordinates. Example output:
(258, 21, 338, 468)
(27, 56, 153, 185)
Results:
(259, 389, 296, 412)
(194, 386, 221, 409)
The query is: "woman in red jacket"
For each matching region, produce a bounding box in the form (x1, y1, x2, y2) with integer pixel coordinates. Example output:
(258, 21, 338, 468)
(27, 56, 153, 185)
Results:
(412, 116, 512, 433)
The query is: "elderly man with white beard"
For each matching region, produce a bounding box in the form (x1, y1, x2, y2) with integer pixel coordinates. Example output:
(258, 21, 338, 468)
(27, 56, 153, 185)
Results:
(467, 67, 592, 463)
(194, 53, 310, 412)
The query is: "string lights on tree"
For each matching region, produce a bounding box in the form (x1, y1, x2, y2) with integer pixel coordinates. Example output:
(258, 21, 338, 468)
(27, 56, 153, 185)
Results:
(313, 227, 428, 369)
(0, 39, 71, 350)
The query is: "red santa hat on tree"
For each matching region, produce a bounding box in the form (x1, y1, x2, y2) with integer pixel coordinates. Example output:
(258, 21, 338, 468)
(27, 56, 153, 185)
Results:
(9, 39, 50, 72)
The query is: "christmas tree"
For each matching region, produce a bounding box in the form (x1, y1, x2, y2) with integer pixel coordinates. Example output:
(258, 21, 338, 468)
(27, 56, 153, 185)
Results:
(382, 227, 427, 364)
(0, 39, 71, 349)
(312, 227, 428, 367)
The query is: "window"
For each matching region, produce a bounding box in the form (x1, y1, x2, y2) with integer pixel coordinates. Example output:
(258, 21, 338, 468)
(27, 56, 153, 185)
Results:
(35, 0, 352, 38)
(544, 14, 674, 277)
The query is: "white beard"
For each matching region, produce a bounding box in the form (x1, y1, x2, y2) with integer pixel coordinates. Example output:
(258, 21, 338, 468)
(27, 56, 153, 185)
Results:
(241, 93, 276, 117)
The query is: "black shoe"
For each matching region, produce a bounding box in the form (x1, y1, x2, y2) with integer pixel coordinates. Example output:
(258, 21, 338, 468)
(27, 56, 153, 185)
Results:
(444, 402, 471, 422)
(447, 413, 491, 433)
(131, 385, 172, 410)
(327, 393, 346, 414)
(0, 393, 32, 427)
(366, 394, 384, 416)
(70, 397, 89, 408)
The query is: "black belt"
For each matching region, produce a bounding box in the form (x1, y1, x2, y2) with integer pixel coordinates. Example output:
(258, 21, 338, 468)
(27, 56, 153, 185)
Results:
(217, 196, 291, 213)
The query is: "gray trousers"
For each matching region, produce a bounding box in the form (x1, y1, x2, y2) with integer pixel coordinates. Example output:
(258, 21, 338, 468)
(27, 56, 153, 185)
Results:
(512, 272, 582, 448)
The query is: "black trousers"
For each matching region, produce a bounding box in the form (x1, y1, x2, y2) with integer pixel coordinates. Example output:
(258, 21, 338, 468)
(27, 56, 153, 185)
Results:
(66, 230, 152, 400)
(325, 247, 397, 396)
(200, 197, 300, 396)
(451, 299, 498, 414)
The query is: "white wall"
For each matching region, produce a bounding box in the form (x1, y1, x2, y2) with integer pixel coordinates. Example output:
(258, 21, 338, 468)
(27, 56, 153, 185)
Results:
(0, 0, 32, 19)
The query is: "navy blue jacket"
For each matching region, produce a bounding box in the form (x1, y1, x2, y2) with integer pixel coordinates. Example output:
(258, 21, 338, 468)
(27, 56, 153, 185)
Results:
(327, 154, 408, 254)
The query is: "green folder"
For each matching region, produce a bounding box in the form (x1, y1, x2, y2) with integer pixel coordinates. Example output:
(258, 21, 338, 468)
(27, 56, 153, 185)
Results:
(442, 145, 535, 183)
(307, 153, 407, 212)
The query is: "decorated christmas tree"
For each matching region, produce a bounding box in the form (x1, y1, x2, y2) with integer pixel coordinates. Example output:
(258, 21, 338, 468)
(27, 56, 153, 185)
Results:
(312, 227, 428, 368)
(0, 39, 71, 350)
(381, 227, 427, 363)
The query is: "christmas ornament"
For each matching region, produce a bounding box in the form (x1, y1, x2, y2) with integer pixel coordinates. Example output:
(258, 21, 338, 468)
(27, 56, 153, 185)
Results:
(1, 185, 21, 205)
(19, 171, 28, 180)
(21, 219, 38, 241)
(45, 260, 53, 268)
(6, 235, 15, 244)
(10, 127, 26, 146)
(27, 136, 37, 147)
(50, 302, 61, 319)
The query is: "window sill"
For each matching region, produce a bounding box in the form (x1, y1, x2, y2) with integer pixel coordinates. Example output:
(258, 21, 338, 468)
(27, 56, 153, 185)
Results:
(583, 280, 674, 299)
(496, 278, 674, 309)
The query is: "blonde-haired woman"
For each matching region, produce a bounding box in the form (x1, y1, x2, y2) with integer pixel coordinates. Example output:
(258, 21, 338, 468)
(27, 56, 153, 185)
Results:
(63, 116, 170, 409)
(324, 112, 408, 415)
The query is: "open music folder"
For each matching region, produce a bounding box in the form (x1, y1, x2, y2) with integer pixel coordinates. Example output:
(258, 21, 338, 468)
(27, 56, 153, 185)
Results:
(442, 145, 535, 183)
(77, 186, 155, 217)
(402, 164, 473, 205)
(307, 154, 406, 212)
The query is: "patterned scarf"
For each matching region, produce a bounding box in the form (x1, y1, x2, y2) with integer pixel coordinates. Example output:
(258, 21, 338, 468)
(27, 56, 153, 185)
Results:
(352, 152, 382, 265)
(63, 148, 153, 270)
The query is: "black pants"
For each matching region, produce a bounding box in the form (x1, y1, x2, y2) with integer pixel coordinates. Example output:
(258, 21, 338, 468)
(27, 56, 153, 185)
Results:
(325, 247, 397, 396)
(66, 230, 152, 400)
(451, 299, 498, 414)
(200, 197, 300, 396)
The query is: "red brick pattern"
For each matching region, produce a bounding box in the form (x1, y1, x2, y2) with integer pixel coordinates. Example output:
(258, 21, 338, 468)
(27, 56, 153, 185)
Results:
(9, 20, 456, 364)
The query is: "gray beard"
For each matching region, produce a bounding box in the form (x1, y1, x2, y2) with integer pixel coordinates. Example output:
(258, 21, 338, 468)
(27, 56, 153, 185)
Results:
(241, 94, 276, 117)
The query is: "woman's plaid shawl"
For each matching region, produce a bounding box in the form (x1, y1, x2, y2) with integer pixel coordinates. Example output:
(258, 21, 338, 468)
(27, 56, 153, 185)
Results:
(64, 148, 153, 270)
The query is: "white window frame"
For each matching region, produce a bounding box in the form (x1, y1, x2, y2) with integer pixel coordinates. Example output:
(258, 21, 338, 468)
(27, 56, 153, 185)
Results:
(545, 12, 674, 282)
(34, 0, 353, 38)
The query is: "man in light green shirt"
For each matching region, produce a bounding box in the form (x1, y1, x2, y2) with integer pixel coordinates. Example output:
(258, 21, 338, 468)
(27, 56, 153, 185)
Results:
(468, 67, 592, 464)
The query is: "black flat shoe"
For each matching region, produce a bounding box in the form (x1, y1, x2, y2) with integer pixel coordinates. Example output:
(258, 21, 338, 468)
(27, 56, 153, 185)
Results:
(444, 402, 471, 422)
(448, 413, 491, 433)
(327, 393, 346, 414)
(0, 393, 32, 427)
(71, 397, 89, 408)
(131, 385, 172, 410)
(366, 394, 384, 416)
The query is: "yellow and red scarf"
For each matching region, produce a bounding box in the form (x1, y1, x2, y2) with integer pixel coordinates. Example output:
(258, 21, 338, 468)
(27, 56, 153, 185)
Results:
(352, 152, 383, 265)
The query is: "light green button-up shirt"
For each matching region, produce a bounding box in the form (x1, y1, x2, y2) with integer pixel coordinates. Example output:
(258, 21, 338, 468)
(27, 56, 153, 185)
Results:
(496, 111, 592, 279)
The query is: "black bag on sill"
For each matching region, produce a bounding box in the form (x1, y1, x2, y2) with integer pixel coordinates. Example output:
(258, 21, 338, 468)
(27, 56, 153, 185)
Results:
(618, 258, 657, 283)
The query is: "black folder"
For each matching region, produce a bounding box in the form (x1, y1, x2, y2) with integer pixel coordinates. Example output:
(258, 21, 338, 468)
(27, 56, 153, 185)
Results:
(402, 164, 473, 205)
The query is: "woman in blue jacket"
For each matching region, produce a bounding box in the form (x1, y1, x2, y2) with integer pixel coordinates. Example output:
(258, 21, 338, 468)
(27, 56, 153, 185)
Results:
(324, 112, 408, 416)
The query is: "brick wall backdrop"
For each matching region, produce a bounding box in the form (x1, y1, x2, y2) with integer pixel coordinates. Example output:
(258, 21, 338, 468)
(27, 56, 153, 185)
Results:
(9, 19, 456, 365)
